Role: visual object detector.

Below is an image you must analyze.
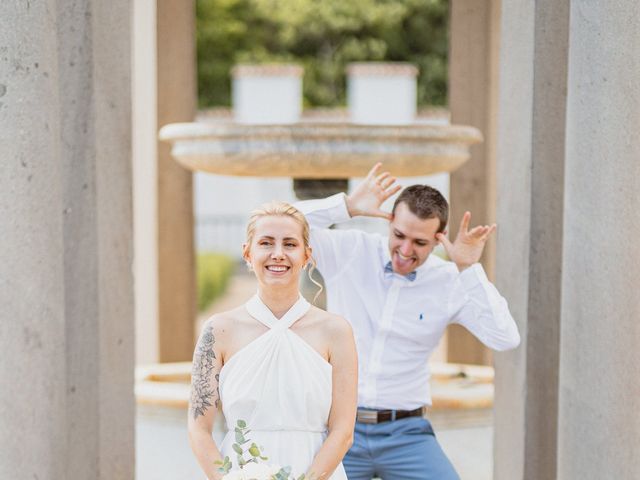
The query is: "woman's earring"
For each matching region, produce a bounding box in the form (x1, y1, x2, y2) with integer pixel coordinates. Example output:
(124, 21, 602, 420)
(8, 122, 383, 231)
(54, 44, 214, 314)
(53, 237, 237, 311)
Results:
(245, 261, 253, 271)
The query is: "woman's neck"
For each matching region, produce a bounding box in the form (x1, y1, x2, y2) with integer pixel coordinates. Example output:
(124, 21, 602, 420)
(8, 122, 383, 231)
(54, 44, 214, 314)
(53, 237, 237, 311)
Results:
(257, 286, 300, 319)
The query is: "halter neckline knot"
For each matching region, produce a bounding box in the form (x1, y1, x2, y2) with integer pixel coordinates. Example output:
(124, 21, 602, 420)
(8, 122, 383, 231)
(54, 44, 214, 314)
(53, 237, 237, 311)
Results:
(245, 293, 311, 331)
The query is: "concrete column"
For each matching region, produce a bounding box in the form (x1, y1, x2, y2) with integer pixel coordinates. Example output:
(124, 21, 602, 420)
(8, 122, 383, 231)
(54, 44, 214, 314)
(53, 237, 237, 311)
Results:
(447, 0, 501, 366)
(493, 1, 569, 479)
(134, 0, 197, 363)
(558, 2, 640, 478)
(0, 1, 133, 478)
(157, 0, 197, 362)
(133, 0, 160, 363)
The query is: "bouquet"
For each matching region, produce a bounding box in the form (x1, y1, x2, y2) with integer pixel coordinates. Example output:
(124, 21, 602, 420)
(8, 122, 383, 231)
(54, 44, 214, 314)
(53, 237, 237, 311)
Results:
(216, 420, 311, 480)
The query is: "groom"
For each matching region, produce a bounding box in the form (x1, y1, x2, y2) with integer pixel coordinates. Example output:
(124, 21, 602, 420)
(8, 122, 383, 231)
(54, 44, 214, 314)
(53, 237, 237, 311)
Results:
(296, 163, 520, 480)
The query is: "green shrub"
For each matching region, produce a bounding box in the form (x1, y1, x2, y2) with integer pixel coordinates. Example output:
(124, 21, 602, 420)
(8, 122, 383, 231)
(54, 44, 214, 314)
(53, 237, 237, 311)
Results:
(197, 0, 449, 108)
(197, 252, 236, 312)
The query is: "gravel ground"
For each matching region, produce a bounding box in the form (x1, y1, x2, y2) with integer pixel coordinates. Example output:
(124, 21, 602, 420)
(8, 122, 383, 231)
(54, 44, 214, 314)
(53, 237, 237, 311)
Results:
(136, 405, 492, 480)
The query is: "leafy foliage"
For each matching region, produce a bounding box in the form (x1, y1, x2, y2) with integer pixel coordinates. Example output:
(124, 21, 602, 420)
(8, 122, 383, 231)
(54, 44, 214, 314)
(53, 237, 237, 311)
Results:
(197, 0, 448, 108)
(197, 252, 236, 312)
(216, 420, 309, 479)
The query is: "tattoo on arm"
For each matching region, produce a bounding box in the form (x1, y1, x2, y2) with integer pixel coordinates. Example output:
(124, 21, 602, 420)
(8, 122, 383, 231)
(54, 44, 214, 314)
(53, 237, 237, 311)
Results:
(190, 324, 220, 420)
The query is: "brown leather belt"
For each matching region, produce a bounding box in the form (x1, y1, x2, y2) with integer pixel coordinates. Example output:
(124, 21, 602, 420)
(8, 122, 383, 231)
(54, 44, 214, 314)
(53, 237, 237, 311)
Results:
(356, 407, 424, 424)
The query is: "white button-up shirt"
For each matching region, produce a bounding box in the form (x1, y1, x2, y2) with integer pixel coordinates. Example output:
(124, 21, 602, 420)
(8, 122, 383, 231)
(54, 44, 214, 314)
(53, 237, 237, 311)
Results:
(296, 193, 520, 410)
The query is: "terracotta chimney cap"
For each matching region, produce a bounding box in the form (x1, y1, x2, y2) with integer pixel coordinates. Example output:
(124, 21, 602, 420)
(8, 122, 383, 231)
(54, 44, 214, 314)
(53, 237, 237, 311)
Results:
(346, 62, 419, 77)
(231, 64, 304, 78)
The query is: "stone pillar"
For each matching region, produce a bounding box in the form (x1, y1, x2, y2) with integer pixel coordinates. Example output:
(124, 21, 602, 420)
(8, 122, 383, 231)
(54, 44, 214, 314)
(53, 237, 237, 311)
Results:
(493, 1, 569, 479)
(447, 0, 502, 365)
(134, 0, 197, 363)
(557, 2, 640, 478)
(134, 0, 160, 364)
(157, 0, 197, 362)
(0, 1, 134, 478)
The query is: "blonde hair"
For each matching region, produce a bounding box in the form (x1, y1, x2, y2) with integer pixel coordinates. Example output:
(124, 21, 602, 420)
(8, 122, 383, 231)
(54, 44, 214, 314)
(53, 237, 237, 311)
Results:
(244, 201, 323, 303)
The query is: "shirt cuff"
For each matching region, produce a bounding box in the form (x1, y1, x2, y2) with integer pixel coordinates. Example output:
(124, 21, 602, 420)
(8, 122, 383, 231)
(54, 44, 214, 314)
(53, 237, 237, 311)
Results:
(327, 192, 351, 223)
(457, 263, 489, 290)
(297, 192, 351, 222)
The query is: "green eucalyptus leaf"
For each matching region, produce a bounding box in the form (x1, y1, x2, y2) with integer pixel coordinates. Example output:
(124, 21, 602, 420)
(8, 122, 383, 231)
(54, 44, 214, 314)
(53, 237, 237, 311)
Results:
(216, 456, 231, 474)
(232, 444, 243, 455)
(248, 444, 261, 457)
(237, 419, 247, 428)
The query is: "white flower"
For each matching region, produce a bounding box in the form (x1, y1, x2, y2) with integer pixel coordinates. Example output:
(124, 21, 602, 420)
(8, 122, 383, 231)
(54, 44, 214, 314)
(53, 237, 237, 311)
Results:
(221, 470, 245, 480)
(221, 462, 284, 480)
(241, 462, 274, 478)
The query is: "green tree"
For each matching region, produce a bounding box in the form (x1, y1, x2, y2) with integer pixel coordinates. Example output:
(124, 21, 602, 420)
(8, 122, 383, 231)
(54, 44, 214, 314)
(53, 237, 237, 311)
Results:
(197, 0, 448, 108)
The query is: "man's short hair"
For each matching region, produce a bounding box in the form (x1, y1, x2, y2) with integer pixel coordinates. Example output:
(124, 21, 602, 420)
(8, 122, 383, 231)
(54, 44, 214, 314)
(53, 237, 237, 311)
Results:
(392, 185, 449, 233)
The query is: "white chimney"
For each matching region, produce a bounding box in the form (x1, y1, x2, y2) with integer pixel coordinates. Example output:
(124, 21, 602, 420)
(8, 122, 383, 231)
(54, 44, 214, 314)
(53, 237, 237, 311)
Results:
(231, 64, 303, 124)
(347, 62, 418, 125)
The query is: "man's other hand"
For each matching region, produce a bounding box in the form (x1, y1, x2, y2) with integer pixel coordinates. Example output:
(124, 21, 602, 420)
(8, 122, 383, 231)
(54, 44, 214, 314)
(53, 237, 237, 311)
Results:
(436, 212, 496, 272)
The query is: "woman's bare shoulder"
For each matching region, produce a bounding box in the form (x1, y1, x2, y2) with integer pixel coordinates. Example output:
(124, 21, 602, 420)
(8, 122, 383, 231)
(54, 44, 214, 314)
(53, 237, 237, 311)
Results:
(200, 305, 247, 335)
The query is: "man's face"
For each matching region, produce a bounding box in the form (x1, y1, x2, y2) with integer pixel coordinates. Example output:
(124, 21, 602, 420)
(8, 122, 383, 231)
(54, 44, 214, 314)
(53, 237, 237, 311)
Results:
(388, 202, 441, 275)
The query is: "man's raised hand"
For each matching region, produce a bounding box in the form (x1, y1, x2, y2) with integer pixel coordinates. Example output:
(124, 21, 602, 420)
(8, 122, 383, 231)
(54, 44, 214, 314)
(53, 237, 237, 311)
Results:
(346, 163, 402, 219)
(435, 212, 496, 272)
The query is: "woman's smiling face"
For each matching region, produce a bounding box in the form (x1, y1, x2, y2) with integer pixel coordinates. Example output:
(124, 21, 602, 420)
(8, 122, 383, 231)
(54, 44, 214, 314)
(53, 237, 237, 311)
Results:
(244, 215, 310, 288)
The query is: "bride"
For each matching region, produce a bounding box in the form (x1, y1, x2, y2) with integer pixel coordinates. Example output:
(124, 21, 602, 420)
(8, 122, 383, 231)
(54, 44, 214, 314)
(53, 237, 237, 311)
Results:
(188, 202, 358, 480)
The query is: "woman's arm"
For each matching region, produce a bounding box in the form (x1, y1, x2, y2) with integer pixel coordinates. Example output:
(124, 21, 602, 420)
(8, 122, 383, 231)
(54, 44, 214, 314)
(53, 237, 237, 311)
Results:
(188, 317, 226, 480)
(306, 317, 358, 479)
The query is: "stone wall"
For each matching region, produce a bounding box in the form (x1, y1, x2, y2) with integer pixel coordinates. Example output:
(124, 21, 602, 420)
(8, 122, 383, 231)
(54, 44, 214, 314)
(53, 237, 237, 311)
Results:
(494, 0, 639, 478)
(558, 1, 640, 477)
(0, 1, 134, 478)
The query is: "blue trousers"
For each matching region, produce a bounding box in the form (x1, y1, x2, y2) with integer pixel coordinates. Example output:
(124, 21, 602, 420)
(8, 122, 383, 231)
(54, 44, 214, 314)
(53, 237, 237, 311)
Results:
(343, 416, 459, 480)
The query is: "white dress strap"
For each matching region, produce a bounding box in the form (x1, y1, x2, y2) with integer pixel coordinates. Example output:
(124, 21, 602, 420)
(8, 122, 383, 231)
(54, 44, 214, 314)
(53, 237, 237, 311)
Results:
(245, 293, 311, 331)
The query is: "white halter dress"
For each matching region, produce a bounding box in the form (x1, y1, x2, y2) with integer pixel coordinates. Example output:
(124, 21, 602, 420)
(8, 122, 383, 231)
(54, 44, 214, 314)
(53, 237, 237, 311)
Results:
(219, 294, 347, 479)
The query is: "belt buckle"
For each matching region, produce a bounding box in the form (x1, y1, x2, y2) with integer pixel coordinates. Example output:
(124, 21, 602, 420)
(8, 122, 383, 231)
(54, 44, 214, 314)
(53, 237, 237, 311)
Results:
(356, 409, 378, 424)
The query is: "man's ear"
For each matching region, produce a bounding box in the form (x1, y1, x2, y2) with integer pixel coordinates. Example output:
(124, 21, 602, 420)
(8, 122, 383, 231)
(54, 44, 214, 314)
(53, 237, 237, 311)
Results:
(435, 230, 447, 245)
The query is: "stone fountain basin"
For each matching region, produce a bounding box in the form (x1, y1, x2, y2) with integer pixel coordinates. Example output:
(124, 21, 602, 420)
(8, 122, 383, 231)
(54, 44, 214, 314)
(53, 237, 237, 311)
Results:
(158, 121, 483, 178)
(136, 361, 494, 427)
